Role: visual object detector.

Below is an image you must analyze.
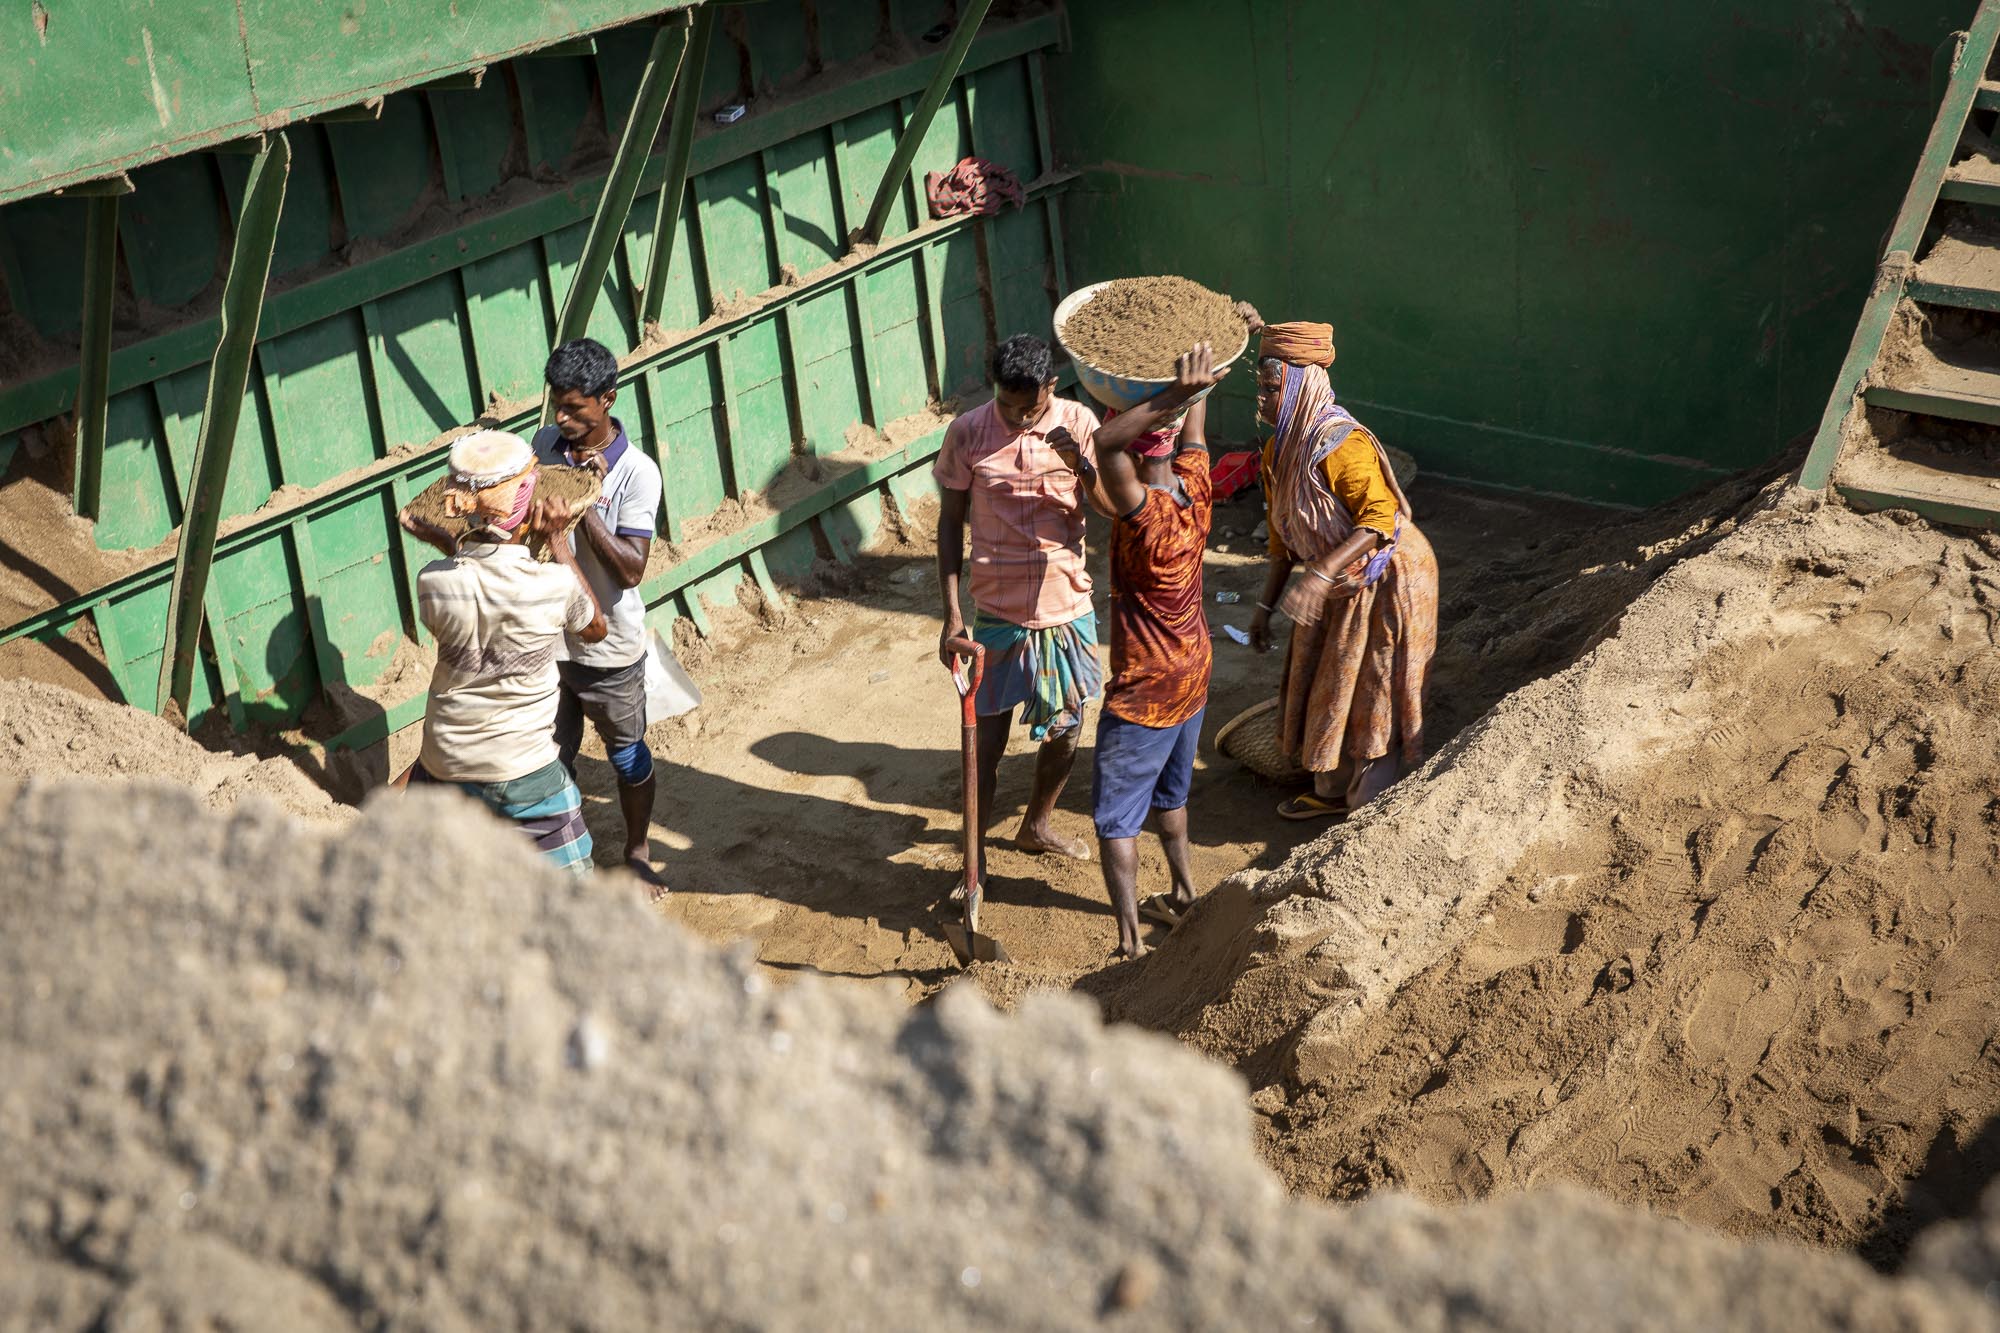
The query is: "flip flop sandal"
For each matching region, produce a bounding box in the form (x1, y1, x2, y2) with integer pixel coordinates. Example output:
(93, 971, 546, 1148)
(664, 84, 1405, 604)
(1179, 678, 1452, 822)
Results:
(1276, 793, 1349, 821)
(1138, 894, 1187, 928)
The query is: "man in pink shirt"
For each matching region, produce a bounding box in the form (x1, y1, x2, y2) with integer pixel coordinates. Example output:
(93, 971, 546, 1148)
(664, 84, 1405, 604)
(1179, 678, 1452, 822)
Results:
(935, 333, 1206, 892)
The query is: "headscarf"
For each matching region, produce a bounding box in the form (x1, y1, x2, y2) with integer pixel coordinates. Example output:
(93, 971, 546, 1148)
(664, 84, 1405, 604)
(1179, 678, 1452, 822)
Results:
(443, 430, 538, 536)
(1102, 405, 1182, 458)
(1266, 362, 1412, 566)
(1258, 321, 1335, 369)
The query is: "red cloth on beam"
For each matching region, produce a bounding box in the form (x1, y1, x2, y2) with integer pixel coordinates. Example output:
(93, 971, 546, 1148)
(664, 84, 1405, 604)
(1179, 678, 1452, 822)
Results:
(926, 157, 1027, 219)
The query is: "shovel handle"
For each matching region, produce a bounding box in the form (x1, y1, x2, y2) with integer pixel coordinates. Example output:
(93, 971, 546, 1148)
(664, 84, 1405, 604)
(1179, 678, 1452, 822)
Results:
(942, 636, 984, 725)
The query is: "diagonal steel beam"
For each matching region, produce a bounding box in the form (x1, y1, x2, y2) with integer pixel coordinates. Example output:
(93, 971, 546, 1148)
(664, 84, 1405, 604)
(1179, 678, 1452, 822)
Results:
(639, 1, 718, 328)
(859, 0, 993, 245)
(158, 133, 291, 726)
(72, 194, 121, 521)
(552, 11, 693, 356)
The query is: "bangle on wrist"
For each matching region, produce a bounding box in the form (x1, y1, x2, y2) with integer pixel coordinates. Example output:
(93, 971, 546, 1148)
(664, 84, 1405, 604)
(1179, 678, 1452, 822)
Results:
(1308, 566, 1337, 585)
(1255, 601, 1275, 613)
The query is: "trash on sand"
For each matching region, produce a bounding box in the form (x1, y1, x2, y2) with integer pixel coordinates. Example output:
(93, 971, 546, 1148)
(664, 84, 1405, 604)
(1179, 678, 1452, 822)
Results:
(1215, 590, 1241, 604)
(1222, 625, 1251, 646)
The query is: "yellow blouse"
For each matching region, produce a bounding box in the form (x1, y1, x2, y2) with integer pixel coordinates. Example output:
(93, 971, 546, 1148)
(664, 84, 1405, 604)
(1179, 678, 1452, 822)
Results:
(1262, 427, 1399, 561)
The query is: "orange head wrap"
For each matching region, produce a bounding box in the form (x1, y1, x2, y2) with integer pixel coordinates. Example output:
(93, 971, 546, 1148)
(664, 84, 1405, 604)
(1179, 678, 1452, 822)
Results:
(1257, 321, 1335, 369)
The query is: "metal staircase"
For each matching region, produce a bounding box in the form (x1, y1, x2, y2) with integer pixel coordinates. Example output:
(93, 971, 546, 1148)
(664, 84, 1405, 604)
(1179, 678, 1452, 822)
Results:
(1800, 1, 2000, 529)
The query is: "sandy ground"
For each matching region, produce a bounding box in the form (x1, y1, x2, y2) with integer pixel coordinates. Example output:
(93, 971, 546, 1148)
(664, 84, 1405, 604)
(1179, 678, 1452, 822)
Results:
(1089, 489, 2000, 1268)
(8, 779, 2000, 1330)
(566, 477, 1603, 1005)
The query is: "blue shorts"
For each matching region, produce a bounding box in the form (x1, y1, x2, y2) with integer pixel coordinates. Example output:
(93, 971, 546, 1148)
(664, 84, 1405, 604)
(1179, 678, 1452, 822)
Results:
(1091, 708, 1204, 840)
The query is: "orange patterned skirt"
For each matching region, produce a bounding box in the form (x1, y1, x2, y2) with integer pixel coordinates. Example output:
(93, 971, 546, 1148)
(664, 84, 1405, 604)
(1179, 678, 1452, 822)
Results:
(1277, 521, 1439, 777)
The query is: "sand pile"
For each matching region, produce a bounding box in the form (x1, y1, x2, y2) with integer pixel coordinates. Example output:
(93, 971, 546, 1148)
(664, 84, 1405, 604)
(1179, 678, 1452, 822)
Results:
(1060, 277, 1246, 378)
(0, 678, 346, 823)
(6, 780, 2000, 1330)
(1096, 494, 2000, 1264)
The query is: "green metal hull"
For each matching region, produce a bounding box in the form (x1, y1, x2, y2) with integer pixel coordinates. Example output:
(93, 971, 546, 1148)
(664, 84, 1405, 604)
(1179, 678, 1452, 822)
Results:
(0, 4, 1070, 740)
(1050, 1, 1965, 506)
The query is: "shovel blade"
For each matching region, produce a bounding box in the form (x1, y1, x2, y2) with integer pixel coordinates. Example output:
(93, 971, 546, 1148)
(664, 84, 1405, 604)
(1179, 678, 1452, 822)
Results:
(942, 922, 1011, 965)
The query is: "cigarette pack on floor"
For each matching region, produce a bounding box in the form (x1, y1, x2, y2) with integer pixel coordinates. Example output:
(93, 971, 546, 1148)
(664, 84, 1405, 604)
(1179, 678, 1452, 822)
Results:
(644, 629, 703, 719)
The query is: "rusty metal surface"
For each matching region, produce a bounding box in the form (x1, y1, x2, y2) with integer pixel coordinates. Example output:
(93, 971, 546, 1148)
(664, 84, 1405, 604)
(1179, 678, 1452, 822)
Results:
(0, 0, 695, 206)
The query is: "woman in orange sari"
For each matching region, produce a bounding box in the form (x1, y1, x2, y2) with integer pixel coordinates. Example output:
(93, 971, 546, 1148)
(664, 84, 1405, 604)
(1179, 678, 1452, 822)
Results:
(1241, 307, 1438, 820)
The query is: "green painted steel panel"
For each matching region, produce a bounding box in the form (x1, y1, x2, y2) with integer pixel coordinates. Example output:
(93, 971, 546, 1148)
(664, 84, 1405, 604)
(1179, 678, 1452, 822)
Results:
(221, 128, 338, 280)
(596, 26, 658, 145)
(210, 527, 314, 722)
(462, 242, 556, 403)
(818, 0, 886, 67)
(863, 257, 930, 420)
(94, 388, 177, 551)
(367, 278, 479, 451)
(968, 60, 1039, 177)
(0, 194, 87, 336)
(1054, 0, 1963, 504)
(307, 496, 405, 688)
(763, 523, 819, 580)
(155, 360, 284, 524)
(913, 83, 973, 186)
(654, 350, 729, 532)
(744, 5, 812, 90)
(793, 289, 867, 453)
(632, 187, 708, 329)
(0, 1, 694, 205)
(820, 492, 887, 561)
(121, 156, 223, 310)
(429, 82, 518, 202)
(232, 0, 683, 125)
(325, 97, 436, 240)
(545, 217, 640, 351)
(766, 130, 845, 269)
(259, 311, 380, 488)
(837, 105, 908, 239)
(698, 12, 745, 108)
(698, 157, 777, 304)
(99, 580, 224, 723)
(728, 320, 795, 490)
(0, 1, 254, 206)
(515, 57, 597, 172)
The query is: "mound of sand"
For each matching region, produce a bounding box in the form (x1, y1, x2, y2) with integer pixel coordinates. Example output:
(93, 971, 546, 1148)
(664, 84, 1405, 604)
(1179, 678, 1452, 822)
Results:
(0, 678, 346, 823)
(1097, 495, 2000, 1264)
(4, 780, 2000, 1330)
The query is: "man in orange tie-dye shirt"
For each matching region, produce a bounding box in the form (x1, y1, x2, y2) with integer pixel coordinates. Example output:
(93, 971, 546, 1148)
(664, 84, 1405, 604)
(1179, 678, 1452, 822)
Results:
(1053, 343, 1230, 959)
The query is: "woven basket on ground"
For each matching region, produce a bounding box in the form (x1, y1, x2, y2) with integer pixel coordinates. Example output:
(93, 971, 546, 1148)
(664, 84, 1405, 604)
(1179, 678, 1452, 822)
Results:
(404, 462, 600, 561)
(1211, 697, 1306, 783)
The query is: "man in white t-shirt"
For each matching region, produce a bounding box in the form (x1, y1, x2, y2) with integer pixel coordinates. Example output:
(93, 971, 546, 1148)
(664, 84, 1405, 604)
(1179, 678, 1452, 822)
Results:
(531, 338, 667, 891)
(398, 429, 607, 874)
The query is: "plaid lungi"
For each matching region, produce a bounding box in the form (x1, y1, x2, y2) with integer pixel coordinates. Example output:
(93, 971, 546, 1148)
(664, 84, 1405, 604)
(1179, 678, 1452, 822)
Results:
(971, 609, 1101, 741)
(411, 758, 594, 874)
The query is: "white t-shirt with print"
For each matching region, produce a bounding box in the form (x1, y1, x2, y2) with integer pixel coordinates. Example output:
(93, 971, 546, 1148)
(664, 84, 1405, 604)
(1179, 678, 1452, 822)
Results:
(532, 423, 662, 669)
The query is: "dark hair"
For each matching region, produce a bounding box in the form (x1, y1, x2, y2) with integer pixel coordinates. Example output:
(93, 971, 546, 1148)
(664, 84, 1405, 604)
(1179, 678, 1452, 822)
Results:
(989, 334, 1053, 393)
(545, 338, 619, 398)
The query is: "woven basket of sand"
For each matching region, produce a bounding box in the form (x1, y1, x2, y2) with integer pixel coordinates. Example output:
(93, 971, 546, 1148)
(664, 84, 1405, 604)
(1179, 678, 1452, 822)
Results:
(1211, 697, 1306, 783)
(405, 442, 601, 561)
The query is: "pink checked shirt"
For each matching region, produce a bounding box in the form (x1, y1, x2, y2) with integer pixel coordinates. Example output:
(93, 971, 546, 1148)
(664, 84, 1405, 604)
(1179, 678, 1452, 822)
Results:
(933, 396, 1102, 629)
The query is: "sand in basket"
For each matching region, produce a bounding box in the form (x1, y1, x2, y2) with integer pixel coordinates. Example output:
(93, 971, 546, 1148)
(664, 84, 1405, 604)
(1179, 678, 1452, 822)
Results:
(405, 462, 601, 561)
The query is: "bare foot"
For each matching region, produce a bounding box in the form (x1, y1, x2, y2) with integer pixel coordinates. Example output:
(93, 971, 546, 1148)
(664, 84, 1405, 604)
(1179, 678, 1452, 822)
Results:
(627, 852, 668, 900)
(1114, 940, 1148, 961)
(1014, 826, 1091, 860)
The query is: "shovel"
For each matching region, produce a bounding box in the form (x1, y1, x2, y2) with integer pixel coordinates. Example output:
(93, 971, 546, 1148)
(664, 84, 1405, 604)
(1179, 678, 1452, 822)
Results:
(940, 635, 1011, 965)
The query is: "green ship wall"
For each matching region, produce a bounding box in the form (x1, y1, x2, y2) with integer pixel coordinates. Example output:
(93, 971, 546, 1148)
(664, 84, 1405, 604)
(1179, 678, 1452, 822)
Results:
(1049, 1, 1966, 506)
(0, 3, 1070, 739)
